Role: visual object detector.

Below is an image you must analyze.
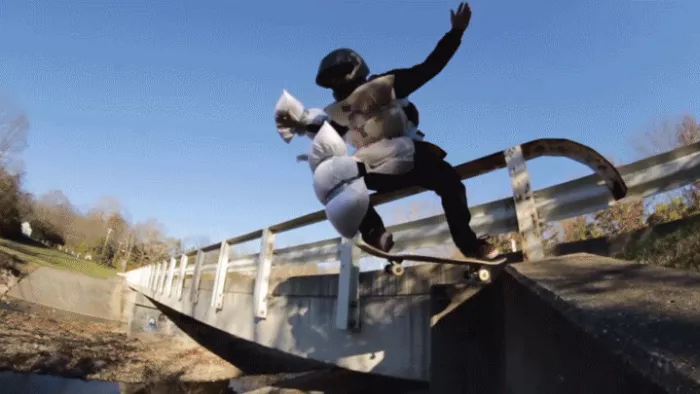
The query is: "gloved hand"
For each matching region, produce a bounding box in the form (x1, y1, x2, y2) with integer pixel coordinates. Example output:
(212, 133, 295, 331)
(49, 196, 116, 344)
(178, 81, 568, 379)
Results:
(450, 2, 472, 33)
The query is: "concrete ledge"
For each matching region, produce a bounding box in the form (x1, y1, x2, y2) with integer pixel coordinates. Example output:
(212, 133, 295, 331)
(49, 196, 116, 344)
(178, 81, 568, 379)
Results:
(506, 253, 700, 393)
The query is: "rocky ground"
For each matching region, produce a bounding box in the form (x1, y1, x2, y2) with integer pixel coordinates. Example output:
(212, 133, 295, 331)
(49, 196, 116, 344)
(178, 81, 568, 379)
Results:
(0, 250, 30, 297)
(0, 301, 240, 384)
(0, 249, 239, 392)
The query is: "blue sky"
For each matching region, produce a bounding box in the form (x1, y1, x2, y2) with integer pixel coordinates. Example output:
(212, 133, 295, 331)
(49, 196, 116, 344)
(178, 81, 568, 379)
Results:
(1, 0, 699, 249)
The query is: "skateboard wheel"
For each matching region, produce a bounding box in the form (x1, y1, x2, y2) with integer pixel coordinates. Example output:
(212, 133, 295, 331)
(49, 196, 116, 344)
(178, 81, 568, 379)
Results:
(478, 268, 491, 283)
(386, 263, 404, 276)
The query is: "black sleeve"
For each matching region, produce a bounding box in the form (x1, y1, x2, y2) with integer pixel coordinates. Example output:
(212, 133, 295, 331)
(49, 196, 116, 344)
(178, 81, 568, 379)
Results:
(304, 120, 349, 137)
(381, 28, 464, 99)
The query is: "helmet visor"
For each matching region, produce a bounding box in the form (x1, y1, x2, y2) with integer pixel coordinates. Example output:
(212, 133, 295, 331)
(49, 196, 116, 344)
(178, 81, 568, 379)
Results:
(316, 63, 355, 88)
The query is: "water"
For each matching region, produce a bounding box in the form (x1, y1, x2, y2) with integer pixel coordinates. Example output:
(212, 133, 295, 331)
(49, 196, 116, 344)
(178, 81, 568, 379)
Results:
(0, 371, 235, 394)
(0, 371, 120, 394)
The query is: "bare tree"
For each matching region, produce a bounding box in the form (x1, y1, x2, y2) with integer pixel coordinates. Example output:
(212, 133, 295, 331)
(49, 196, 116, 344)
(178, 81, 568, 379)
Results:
(633, 113, 700, 155)
(0, 96, 29, 168)
(88, 195, 123, 219)
(132, 219, 171, 264)
(632, 117, 680, 157)
(632, 114, 700, 210)
(181, 235, 211, 253)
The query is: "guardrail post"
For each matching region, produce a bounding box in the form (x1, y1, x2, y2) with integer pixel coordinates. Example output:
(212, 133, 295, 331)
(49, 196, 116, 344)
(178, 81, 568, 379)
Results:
(176, 254, 189, 301)
(146, 265, 152, 290)
(253, 228, 275, 319)
(336, 236, 361, 331)
(505, 144, 544, 261)
(190, 250, 205, 304)
(160, 260, 169, 295)
(211, 242, 231, 310)
(146, 266, 153, 288)
(151, 264, 160, 294)
(165, 257, 177, 297)
(152, 263, 159, 294)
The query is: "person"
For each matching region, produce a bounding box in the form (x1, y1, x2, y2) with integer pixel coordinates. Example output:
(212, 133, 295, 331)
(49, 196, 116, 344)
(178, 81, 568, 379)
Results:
(276, 2, 498, 260)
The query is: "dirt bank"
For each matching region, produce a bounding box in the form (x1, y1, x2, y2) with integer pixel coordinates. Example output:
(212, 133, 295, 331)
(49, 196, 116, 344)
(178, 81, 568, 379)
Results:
(0, 250, 32, 297)
(0, 299, 240, 385)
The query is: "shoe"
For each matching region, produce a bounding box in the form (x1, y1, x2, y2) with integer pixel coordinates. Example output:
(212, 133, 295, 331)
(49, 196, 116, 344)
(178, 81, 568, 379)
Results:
(363, 229, 394, 253)
(461, 238, 499, 260)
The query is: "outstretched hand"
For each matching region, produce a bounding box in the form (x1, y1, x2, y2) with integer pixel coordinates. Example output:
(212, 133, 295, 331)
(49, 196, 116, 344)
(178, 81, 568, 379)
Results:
(450, 2, 472, 32)
(275, 111, 302, 130)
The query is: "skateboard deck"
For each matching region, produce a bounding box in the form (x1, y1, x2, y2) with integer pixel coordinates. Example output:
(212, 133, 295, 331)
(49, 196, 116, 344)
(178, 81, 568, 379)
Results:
(354, 240, 507, 282)
(355, 240, 507, 266)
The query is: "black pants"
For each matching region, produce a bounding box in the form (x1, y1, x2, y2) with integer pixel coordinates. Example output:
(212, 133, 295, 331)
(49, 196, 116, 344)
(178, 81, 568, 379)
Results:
(358, 140, 479, 254)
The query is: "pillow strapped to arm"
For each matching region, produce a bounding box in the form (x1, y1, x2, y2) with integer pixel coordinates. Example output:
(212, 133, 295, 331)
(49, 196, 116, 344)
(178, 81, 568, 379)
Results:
(274, 90, 329, 144)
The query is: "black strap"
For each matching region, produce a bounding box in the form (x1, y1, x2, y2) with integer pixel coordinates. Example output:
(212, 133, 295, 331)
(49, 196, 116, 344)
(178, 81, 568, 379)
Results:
(356, 161, 367, 176)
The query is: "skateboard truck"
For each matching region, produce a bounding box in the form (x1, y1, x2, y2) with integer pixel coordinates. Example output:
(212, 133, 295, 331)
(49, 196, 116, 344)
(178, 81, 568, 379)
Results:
(383, 259, 405, 276)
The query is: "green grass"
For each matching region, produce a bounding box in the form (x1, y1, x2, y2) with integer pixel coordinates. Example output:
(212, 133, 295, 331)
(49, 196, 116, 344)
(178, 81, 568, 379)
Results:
(616, 219, 700, 272)
(0, 238, 118, 279)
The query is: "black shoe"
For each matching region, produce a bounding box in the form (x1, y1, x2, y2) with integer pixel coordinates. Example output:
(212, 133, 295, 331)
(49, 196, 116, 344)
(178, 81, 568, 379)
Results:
(363, 229, 394, 253)
(461, 238, 499, 260)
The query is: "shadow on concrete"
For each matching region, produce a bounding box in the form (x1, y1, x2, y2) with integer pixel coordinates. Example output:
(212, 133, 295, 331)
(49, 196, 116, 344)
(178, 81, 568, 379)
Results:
(148, 297, 329, 375)
(149, 295, 430, 393)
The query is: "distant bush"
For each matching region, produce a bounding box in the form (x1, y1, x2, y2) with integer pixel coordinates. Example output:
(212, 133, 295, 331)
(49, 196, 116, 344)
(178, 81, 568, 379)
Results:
(616, 219, 700, 272)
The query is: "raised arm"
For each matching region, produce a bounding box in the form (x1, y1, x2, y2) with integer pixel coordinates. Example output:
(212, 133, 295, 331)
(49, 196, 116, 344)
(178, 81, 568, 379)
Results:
(380, 2, 472, 99)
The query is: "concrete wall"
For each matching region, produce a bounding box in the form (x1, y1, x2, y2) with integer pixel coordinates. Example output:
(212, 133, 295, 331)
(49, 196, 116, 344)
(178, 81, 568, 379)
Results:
(6, 266, 133, 325)
(133, 262, 477, 381)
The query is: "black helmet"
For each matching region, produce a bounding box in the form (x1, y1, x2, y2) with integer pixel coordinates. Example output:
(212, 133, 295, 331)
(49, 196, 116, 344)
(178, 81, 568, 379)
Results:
(315, 48, 370, 89)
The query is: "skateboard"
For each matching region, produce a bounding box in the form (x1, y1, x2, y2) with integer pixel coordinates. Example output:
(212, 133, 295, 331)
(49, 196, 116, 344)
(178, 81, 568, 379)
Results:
(354, 241, 508, 283)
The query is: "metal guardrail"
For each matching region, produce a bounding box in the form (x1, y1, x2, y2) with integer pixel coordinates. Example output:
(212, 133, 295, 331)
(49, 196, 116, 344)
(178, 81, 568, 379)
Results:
(124, 139, 700, 332)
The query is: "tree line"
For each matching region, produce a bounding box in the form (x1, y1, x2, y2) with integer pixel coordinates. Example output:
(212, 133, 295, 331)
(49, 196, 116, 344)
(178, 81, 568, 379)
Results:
(0, 96, 210, 269)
